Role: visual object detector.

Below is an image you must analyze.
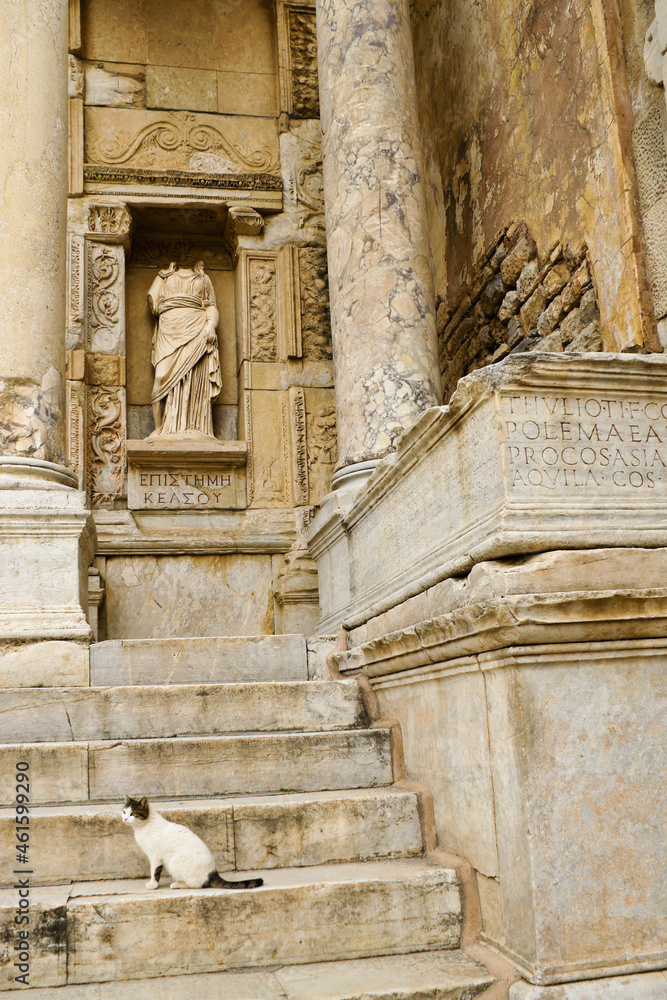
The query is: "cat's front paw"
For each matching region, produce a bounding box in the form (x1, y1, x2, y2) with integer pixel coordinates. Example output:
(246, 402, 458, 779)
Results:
(145, 879, 159, 890)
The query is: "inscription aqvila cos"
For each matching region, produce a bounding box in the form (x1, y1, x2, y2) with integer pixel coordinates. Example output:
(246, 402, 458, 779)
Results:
(503, 394, 667, 491)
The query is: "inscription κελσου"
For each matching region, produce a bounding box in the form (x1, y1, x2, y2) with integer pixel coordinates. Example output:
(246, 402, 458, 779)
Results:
(503, 393, 667, 491)
(128, 469, 237, 509)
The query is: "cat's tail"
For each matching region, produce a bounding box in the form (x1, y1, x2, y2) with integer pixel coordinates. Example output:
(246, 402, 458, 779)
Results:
(206, 870, 264, 890)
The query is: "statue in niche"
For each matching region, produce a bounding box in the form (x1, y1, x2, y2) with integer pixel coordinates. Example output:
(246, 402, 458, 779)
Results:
(148, 262, 221, 437)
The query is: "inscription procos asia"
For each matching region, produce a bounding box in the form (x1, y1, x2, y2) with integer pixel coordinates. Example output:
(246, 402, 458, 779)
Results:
(502, 394, 667, 491)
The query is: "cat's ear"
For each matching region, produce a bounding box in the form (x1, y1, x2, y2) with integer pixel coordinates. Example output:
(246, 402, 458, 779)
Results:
(139, 796, 149, 809)
(124, 794, 131, 805)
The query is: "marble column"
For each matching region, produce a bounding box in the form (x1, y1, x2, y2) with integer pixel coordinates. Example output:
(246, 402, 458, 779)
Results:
(0, 0, 69, 472)
(0, 0, 94, 677)
(316, 0, 441, 488)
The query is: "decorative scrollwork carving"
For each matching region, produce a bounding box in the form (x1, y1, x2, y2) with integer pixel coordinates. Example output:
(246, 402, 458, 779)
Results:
(87, 387, 125, 506)
(88, 111, 279, 174)
(87, 245, 124, 354)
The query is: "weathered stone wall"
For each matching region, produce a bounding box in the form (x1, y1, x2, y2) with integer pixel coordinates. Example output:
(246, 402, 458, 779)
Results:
(410, 0, 658, 360)
(437, 222, 601, 400)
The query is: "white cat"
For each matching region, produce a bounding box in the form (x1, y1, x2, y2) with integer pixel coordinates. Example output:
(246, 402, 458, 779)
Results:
(121, 795, 264, 891)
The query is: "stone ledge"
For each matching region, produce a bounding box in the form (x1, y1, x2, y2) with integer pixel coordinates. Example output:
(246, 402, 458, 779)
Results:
(126, 435, 247, 467)
(93, 508, 297, 555)
(334, 590, 667, 677)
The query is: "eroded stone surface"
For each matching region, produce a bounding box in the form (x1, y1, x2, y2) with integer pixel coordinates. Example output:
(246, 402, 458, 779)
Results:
(103, 554, 275, 639)
(90, 634, 307, 685)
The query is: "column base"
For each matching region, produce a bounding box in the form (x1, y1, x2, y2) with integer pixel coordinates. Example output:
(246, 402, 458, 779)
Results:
(0, 460, 96, 684)
(0, 455, 78, 490)
(331, 460, 381, 493)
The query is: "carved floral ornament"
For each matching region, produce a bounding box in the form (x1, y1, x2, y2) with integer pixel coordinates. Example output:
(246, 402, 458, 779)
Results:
(87, 111, 279, 175)
(87, 203, 132, 236)
(87, 245, 122, 352)
(88, 387, 124, 506)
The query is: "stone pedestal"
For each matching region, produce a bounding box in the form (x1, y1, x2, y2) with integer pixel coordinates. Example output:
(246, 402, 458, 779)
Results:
(127, 435, 247, 511)
(324, 353, 667, 990)
(314, 353, 667, 631)
(316, 0, 441, 483)
(0, 460, 95, 686)
(334, 568, 667, 987)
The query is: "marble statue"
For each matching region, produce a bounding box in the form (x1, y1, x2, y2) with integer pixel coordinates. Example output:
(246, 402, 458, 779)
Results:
(645, 1, 667, 108)
(148, 262, 221, 437)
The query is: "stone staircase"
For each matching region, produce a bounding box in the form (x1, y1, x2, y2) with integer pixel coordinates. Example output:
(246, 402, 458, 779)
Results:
(0, 635, 495, 998)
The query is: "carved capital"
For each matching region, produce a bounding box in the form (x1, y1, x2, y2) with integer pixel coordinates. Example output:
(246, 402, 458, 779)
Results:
(86, 202, 133, 243)
(224, 206, 265, 262)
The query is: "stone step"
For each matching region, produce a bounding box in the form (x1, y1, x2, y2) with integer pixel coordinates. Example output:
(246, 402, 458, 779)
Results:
(0, 729, 393, 805)
(0, 860, 462, 989)
(0, 788, 423, 884)
(14, 949, 494, 998)
(90, 634, 308, 685)
(0, 681, 365, 743)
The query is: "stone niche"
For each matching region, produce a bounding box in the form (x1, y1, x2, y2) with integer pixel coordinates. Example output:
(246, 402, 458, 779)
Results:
(126, 204, 239, 445)
(66, 0, 331, 640)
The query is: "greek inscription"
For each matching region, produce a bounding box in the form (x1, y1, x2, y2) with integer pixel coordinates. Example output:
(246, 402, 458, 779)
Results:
(133, 468, 235, 509)
(503, 394, 667, 491)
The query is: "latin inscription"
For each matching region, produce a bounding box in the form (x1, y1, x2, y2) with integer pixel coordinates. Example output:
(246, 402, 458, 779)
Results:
(503, 394, 667, 492)
(127, 468, 239, 510)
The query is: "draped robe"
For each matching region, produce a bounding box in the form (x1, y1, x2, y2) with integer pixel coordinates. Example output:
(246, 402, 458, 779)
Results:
(148, 265, 221, 437)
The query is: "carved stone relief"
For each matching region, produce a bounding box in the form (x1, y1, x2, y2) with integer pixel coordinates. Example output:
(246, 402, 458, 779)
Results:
(288, 10, 319, 118)
(131, 238, 233, 271)
(82, 201, 129, 507)
(241, 247, 304, 364)
(280, 120, 324, 230)
(85, 109, 280, 175)
(306, 391, 337, 504)
(86, 243, 125, 355)
(299, 247, 332, 360)
(87, 203, 132, 238)
(645, 4, 667, 96)
(248, 258, 278, 362)
(277, 1, 319, 118)
(67, 234, 84, 350)
(68, 55, 84, 99)
(289, 386, 309, 505)
(66, 381, 86, 490)
(87, 386, 126, 506)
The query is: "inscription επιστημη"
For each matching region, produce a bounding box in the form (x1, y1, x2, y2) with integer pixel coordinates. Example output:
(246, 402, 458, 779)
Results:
(127, 469, 237, 509)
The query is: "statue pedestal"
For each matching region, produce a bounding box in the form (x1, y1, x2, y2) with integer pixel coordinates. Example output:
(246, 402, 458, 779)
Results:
(127, 434, 247, 510)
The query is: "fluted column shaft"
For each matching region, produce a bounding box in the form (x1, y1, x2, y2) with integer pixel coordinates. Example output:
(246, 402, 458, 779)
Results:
(316, 0, 441, 482)
(0, 0, 69, 465)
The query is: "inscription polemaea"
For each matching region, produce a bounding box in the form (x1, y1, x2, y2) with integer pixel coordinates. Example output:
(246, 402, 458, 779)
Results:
(503, 394, 667, 490)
